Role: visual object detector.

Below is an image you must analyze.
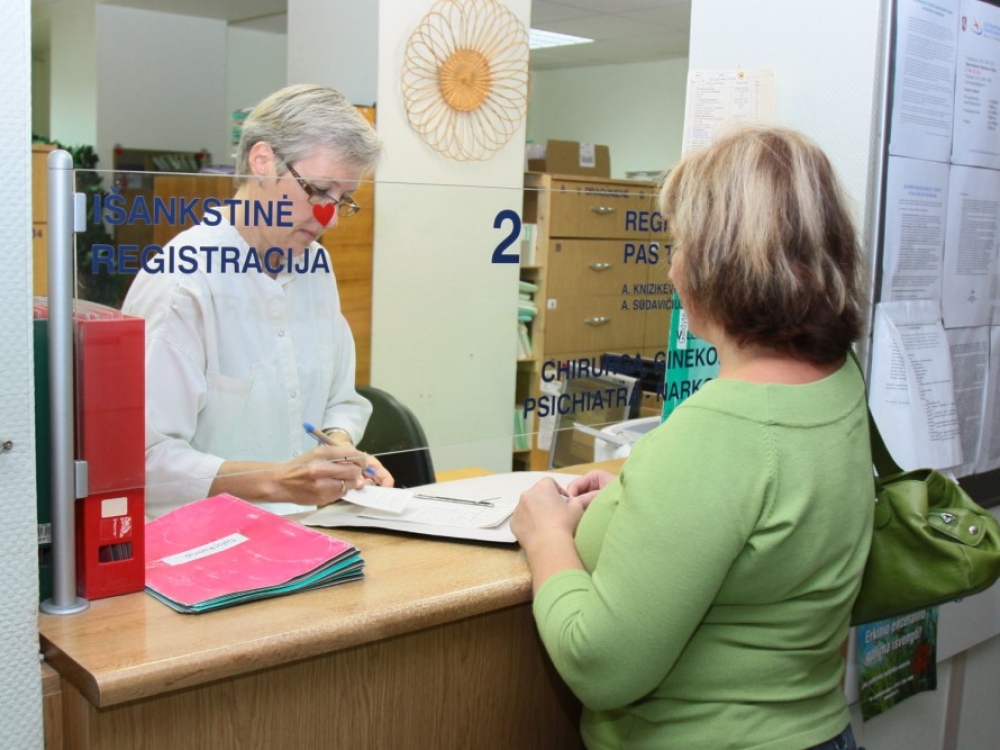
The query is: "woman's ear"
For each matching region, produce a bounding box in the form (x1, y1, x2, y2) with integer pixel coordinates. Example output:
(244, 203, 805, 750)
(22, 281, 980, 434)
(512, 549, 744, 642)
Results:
(247, 141, 276, 180)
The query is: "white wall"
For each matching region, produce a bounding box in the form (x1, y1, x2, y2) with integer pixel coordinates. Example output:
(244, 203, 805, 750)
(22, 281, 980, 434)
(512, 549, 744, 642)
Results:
(47, 0, 97, 149)
(287, 2, 378, 106)
(226, 27, 287, 164)
(688, 0, 882, 233)
(526, 57, 689, 178)
(371, 0, 530, 472)
(1, 0, 44, 746)
(95, 5, 228, 173)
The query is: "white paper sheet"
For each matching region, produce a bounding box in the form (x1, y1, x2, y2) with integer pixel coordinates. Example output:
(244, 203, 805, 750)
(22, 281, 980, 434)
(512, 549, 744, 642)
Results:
(681, 68, 775, 154)
(301, 471, 582, 544)
(952, 0, 1000, 168)
(888, 0, 958, 161)
(339, 485, 412, 513)
(941, 163, 1000, 328)
(975, 326, 1000, 472)
(869, 300, 963, 470)
(945, 326, 990, 476)
(882, 156, 950, 301)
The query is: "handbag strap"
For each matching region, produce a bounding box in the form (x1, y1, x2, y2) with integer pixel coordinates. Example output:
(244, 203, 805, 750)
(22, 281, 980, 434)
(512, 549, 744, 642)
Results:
(848, 350, 903, 478)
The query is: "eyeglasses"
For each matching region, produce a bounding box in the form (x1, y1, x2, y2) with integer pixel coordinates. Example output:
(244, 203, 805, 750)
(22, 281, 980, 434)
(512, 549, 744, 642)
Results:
(280, 159, 361, 217)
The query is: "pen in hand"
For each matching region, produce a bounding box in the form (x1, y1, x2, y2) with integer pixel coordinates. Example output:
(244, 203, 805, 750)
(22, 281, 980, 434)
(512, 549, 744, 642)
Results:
(302, 422, 380, 484)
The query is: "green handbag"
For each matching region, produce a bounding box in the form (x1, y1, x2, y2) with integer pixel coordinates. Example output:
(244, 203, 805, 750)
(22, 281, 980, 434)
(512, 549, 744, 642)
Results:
(851, 405, 1000, 625)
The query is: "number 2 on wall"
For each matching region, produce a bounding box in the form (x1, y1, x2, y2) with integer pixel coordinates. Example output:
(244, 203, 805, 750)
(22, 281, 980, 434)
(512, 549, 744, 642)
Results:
(492, 209, 522, 264)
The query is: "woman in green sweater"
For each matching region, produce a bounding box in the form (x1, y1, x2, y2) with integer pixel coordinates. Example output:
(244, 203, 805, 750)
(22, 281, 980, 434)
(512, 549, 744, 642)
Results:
(511, 125, 873, 750)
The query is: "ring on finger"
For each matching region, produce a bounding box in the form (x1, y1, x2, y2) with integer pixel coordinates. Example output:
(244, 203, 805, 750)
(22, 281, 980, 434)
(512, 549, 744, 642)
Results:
(339, 478, 346, 495)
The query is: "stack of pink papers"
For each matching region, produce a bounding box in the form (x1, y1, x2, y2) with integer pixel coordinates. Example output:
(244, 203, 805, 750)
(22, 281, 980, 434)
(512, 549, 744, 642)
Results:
(145, 494, 363, 613)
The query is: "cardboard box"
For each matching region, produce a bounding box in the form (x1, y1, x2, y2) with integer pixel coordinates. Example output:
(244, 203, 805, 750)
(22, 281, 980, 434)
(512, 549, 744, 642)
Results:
(528, 140, 611, 178)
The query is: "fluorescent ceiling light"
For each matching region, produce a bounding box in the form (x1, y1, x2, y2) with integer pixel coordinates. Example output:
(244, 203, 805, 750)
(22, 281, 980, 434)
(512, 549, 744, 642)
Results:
(529, 28, 594, 49)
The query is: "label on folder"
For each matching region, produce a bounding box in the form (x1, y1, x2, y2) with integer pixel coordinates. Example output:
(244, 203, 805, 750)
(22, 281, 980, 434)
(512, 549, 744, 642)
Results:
(161, 532, 249, 566)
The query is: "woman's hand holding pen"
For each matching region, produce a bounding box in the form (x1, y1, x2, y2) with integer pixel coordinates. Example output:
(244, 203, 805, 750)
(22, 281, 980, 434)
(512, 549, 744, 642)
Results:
(302, 422, 394, 489)
(280, 444, 366, 507)
(362, 453, 394, 487)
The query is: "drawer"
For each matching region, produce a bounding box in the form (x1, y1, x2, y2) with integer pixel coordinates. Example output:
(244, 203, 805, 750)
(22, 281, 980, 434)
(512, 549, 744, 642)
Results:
(546, 239, 643, 296)
(543, 296, 646, 354)
(546, 180, 666, 240)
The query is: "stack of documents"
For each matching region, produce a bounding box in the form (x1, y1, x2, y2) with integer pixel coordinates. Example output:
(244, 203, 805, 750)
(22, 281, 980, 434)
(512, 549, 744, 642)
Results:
(145, 494, 364, 614)
(304, 471, 580, 544)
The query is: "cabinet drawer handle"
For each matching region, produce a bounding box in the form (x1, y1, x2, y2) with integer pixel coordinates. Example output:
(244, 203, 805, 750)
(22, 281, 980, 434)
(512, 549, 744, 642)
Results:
(588, 262, 613, 271)
(584, 316, 611, 326)
(591, 206, 616, 215)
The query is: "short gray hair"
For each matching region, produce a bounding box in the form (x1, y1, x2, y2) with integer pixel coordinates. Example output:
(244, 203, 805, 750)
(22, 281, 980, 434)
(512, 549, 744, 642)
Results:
(235, 83, 381, 187)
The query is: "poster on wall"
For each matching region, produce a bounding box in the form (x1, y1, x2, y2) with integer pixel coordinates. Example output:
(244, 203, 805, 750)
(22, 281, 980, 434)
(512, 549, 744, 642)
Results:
(856, 608, 938, 721)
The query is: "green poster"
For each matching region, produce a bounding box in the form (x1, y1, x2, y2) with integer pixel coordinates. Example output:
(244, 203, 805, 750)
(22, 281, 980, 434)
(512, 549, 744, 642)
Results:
(856, 608, 938, 721)
(662, 290, 719, 420)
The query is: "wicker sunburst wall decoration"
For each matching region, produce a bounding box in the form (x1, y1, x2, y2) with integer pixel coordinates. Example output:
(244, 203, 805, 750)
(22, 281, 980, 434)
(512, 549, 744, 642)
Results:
(402, 0, 530, 161)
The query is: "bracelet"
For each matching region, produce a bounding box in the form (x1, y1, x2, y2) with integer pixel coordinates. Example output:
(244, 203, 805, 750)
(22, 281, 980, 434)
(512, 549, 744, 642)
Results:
(322, 427, 354, 445)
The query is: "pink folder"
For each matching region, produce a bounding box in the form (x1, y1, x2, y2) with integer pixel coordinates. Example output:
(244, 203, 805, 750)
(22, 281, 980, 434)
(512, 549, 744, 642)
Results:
(145, 494, 363, 612)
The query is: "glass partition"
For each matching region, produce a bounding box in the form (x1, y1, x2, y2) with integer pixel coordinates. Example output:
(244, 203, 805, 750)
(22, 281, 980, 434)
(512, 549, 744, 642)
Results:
(42, 165, 672, 525)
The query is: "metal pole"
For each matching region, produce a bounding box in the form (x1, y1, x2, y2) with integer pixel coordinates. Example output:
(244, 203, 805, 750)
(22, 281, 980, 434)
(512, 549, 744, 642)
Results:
(40, 149, 88, 615)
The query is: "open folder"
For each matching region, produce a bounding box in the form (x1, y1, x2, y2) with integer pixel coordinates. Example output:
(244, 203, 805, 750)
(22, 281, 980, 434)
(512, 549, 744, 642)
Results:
(145, 494, 364, 613)
(303, 471, 580, 544)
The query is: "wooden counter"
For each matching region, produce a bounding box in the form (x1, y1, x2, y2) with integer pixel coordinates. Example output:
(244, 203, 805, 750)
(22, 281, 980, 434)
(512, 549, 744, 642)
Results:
(39, 460, 624, 749)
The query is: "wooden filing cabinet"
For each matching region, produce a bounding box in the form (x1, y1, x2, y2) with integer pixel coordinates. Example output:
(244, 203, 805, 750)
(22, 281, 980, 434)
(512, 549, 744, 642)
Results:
(515, 172, 672, 469)
(32, 144, 55, 296)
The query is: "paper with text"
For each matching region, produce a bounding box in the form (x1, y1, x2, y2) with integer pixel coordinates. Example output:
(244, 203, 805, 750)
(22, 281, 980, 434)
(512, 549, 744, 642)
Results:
(945, 325, 990, 476)
(952, 0, 1000, 168)
(888, 0, 957, 161)
(882, 156, 950, 302)
(942, 164, 1000, 328)
(303, 471, 582, 543)
(681, 68, 775, 154)
(869, 301, 963, 470)
(975, 326, 1000, 472)
(342, 485, 410, 513)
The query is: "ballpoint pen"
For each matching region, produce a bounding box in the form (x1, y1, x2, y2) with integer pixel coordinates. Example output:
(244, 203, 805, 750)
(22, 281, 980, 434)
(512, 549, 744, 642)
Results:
(411, 493, 499, 508)
(302, 422, 379, 482)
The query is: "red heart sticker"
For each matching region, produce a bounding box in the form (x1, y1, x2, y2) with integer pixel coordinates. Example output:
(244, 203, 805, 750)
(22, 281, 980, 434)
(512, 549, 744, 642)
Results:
(312, 203, 335, 226)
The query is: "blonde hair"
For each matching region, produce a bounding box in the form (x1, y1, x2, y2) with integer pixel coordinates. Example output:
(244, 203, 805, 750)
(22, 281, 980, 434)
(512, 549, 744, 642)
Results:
(660, 125, 865, 363)
(235, 84, 381, 187)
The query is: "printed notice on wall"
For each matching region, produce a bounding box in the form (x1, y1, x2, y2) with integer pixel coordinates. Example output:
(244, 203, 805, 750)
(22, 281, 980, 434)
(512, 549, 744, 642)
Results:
(857, 609, 938, 721)
(952, 0, 1000, 169)
(941, 163, 1000, 328)
(869, 300, 963, 470)
(889, 0, 958, 161)
(945, 325, 990, 476)
(681, 68, 775, 154)
(882, 156, 951, 302)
